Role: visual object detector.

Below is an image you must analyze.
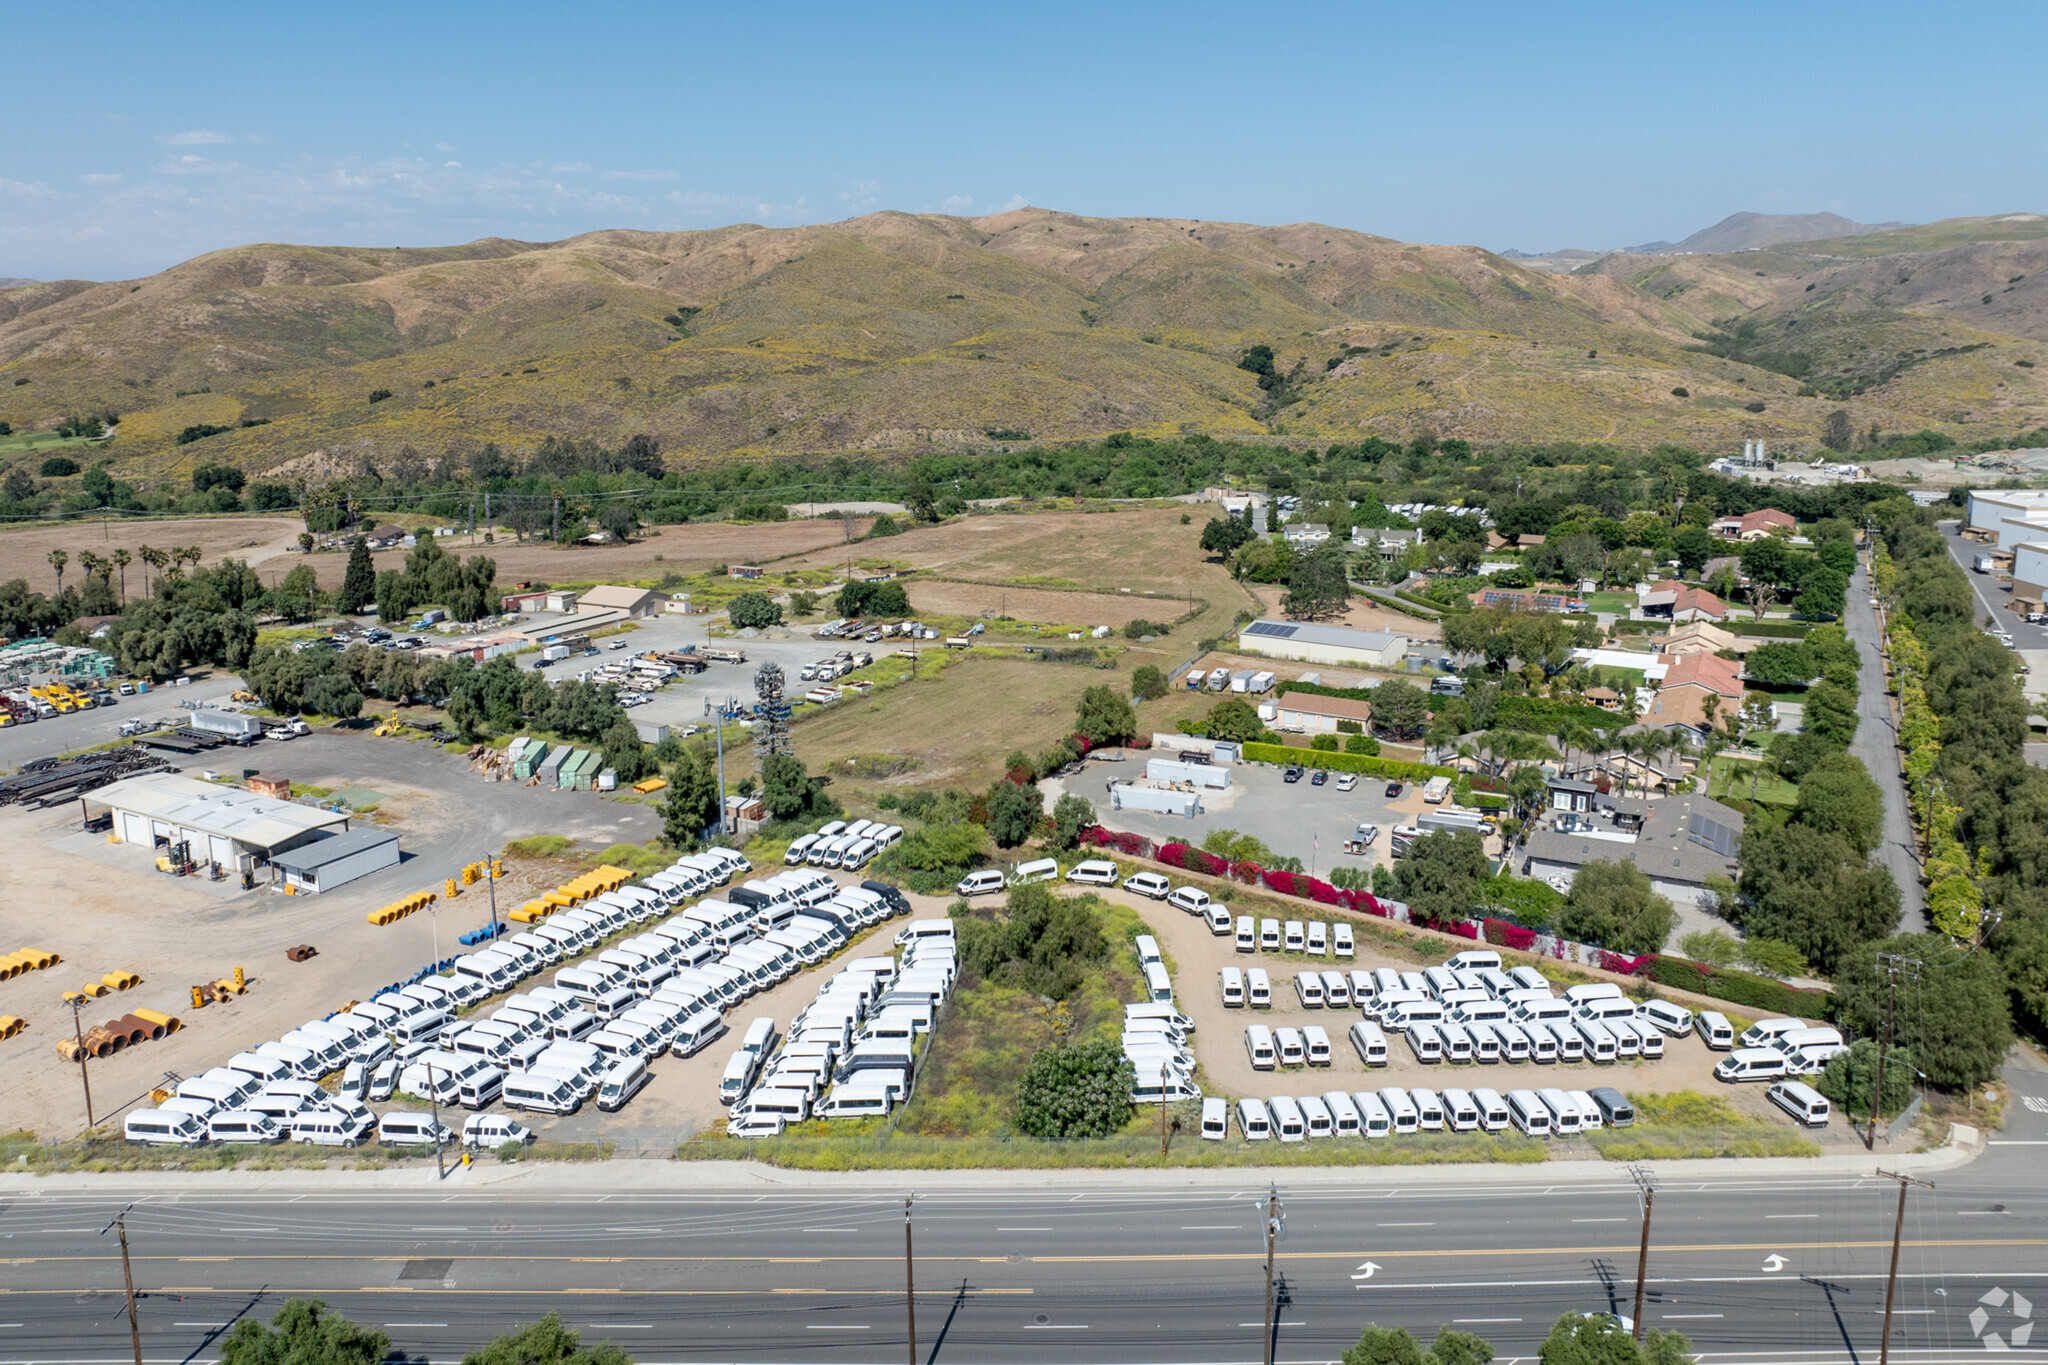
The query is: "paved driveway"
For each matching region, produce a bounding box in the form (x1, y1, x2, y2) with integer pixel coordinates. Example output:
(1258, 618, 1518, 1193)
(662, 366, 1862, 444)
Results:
(1847, 559, 1927, 931)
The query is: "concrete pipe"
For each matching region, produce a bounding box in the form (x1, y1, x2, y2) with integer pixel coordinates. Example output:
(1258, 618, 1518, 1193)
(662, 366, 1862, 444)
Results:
(117, 1012, 163, 1043)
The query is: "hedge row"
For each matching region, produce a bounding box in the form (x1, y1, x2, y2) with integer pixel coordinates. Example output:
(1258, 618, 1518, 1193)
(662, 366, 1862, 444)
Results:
(1240, 741, 1455, 779)
(1721, 619, 1815, 638)
(1354, 588, 1443, 620)
(1649, 955, 1832, 1016)
(1277, 679, 1375, 703)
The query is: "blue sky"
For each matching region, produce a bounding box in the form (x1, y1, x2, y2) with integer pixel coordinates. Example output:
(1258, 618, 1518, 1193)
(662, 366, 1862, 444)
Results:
(4, 0, 2043, 280)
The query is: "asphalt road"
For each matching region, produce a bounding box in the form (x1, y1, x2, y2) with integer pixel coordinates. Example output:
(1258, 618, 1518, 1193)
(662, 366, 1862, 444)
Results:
(7, 1061, 2046, 1365)
(1845, 559, 1929, 932)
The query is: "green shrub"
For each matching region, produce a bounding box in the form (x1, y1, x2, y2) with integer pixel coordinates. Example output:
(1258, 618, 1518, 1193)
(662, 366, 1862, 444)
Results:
(1649, 955, 1831, 1015)
(1240, 741, 1452, 780)
(1013, 1037, 1134, 1138)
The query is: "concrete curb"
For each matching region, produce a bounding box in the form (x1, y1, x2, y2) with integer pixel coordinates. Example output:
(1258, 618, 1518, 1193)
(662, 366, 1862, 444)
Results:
(0, 1128, 1976, 1195)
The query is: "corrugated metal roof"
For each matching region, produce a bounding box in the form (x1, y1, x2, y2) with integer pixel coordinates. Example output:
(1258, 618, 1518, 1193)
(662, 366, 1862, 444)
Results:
(1238, 619, 1405, 652)
(271, 826, 399, 872)
(91, 775, 348, 849)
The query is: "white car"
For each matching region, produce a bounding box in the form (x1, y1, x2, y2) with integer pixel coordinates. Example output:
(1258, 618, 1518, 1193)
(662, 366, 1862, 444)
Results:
(265, 726, 297, 741)
(1335, 773, 1358, 792)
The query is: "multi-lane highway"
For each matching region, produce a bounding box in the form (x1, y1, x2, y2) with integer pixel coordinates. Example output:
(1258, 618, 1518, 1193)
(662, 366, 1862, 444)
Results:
(5, 1062, 2044, 1365)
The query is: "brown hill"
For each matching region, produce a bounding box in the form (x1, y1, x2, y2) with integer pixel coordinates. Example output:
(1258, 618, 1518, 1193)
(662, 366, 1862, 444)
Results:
(1, 209, 2044, 480)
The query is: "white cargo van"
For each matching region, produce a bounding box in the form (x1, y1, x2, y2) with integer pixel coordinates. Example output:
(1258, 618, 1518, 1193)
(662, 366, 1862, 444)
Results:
(1236, 1097, 1272, 1140)
(126, 1109, 206, 1145)
(1769, 1080, 1833, 1127)
(1715, 1048, 1790, 1084)
(1349, 1020, 1389, 1066)
(1694, 1010, 1735, 1050)
(1220, 966, 1245, 1008)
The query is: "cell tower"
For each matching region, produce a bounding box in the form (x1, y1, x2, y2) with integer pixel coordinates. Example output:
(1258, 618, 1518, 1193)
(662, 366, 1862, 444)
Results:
(753, 661, 792, 769)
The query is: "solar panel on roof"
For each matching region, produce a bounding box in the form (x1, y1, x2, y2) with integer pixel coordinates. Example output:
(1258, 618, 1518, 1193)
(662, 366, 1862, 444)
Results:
(1245, 622, 1299, 638)
(1688, 813, 1740, 858)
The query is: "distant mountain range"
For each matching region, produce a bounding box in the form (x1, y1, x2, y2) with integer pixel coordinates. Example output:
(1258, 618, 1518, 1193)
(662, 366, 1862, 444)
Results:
(0, 279, 34, 290)
(0, 209, 2043, 476)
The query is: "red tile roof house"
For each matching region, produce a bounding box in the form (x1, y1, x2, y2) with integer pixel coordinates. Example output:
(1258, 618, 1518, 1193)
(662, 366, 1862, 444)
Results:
(1642, 652, 1745, 737)
(1669, 584, 1729, 623)
(1711, 508, 1796, 541)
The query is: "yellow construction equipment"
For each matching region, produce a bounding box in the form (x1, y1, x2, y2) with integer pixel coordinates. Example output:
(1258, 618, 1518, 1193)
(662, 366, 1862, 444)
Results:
(231, 690, 260, 704)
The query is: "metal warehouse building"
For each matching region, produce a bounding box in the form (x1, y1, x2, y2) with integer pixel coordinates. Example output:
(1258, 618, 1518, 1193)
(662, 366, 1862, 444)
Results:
(86, 775, 358, 882)
(271, 826, 402, 894)
(1234, 619, 1408, 670)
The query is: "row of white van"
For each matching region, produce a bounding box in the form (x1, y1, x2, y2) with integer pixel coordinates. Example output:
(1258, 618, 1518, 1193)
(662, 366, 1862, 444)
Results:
(1217, 1084, 1637, 1142)
(784, 819, 904, 871)
(125, 1094, 533, 1150)
(724, 921, 957, 1133)
(1229, 915, 1358, 958)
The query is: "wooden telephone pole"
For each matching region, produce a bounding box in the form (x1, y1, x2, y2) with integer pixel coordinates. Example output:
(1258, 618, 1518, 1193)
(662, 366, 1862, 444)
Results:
(1869, 952, 1921, 1150)
(1876, 1169, 1932, 1365)
(1262, 1185, 1284, 1365)
(904, 1194, 917, 1365)
(1629, 1165, 1657, 1340)
(99, 1204, 142, 1365)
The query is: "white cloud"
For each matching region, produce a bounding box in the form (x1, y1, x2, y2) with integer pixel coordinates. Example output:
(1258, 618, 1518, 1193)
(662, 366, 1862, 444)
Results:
(838, 179, 880, 210)
(165, 155, 241, 176)
(551, 162, 594, 174)
(0, 177, 61, 200)
(434, 142, 458, 152)
(994, 194, 1029, 213)
(80, 173, 122, 186)
(444, 161, 462, 168)
(940, 194, 973, 212)
(158, 129, 233, 146)
(602, 169, 675, 181)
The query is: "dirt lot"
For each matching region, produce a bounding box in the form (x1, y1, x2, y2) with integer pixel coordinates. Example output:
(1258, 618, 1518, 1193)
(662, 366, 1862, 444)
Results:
(0, 516, 305, 588)
(894, 580, 1181, 630)
(1115, 885, 1839, 1137)
(1245, 582, 1443, 643)
(0, 731, 657, 1138)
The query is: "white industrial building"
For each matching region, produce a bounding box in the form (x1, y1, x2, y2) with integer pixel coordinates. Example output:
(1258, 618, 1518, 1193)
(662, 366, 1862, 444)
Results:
(1108, 782, 1203, 817)
(1234, 619, 1408, 670)
(1966, 490, 2048, 549)
(1145, 757, 1230, 789)
(271, 826, 403, 894)
(2012, 543, 2048, 601)
(87, 775, 356, 879)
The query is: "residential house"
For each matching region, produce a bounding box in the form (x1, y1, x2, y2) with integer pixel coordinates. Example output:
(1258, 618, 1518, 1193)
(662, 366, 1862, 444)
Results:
(1283, 522, 1332, 547)
(1660, 620, 1750, 657)
(1271, 691, 1375, 736)
(1519, 793, 1743, 906)
(727, 565, 764, 580)
(1353, 526, 1422, 561)
(1710, 508, 1796, 541)
(1642, 651, 1744, 739)
(363, 524, 409, 549)
(1467, 587, 1587, 613)
(1668, 584, 1729, 623)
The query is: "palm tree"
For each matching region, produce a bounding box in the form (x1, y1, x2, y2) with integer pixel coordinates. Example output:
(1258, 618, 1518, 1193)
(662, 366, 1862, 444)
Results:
(138, 545, 162, 596)
(111, 548, 129, 601)
(47, 549, 66, 596)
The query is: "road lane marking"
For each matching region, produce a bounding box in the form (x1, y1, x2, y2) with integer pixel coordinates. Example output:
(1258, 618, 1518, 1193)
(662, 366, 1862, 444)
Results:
(799, 1228, 858, 1233)
(806, 1325, 869, 1330)
(1955, 1211, 2002, 1216)
(383, 1323, 447, 1327)
(1238, 1321, 1306, 1327)
(171, 1324, 221, 1328)
(1378, 1222, 1436, 1227)
(1455, 1318, 1521, 1323)
(217, 1228, 277, 1234)
(1765, 1214, 1818, 1219)
(1182, 1225, 1241, 1230)
(587, 1325, 651, 1329)
(1662, 1314, 1725, 1320)
(604, 1228, 662, 1234)
(1023, 1324, 1089, 1329)
(1572, 1219, 1625, 1224)
(998, 1227, 1053, 1232)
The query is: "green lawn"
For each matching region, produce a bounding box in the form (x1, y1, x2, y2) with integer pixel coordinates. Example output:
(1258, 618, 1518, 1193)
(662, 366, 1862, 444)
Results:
(1586, 591, 1636, 614)
(1709, 756, 1798, 806)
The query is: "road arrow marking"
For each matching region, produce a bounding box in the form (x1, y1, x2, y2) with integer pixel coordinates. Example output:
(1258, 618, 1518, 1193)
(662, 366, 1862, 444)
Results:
(1761, 1254, 1788, 1272)
(1352, 1261, 1382, 1281)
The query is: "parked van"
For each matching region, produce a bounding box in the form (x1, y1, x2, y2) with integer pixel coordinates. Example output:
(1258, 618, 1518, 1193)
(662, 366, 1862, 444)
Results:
(503, 1070, 581, 1115)
(1590, 1087, 1635, 1127)
(1203, 904, 1233, 936)
(1352, 1090, 1392, 1137)
(1436, 1021, 1474, 1063)
(1168, 885, 1211, 916)
(1123, 871, 1172, 900)
(1349, 1020, 1389, 1067)
(1323, 1090, 1361, 1135)
(1384, 999, 1445, 1033)
(1406, 1021, 1444, 1064)
(956, 869, 1006, 898)
(1201, 1096, 1228, 1141)
(1246, 968, 1272, 1009)
(1715, 1048, 1790, 1084)
(1304, 921, 1328, 957)
(379, 1111, 454, 1147)
(1302, 1025, 1332, 1066)
(207, 1110, 283, 1143)
(125, 1109, 206, 1145)
(1220, 967, 1245, 1008)
(1236, 1097, 1272, 1140)
(1447, 949, 1502, 973)
(1258, 918, 1281, 951)
(1638, 1000, 1693, 1037)
(1573, 1018, 1618, 1063)
(1568, 1090, 1603, 1132)
(1408, 1086, 1446, 1131)
(293, 1108, 375, 1147)
(457, 1065, 506, 1110)
(1492, 1020, 1532, 1062)
(1469, 1087, 1511, 1132)
(1563, 983, 1623, 1008)
(1281, 920, 1304, 953)
(1275, 1026, 1306, 1067)
(1576, 996, 1639, 1025)
(1537, 1087, 1583, 1135)
(1142, 961, 1174, 1004)
(1066, 859, 1119, 886)
(597, 1057, 652, 1111)
(1320, 969, 1351, 1008)
(1694, 1010, 1735, 1050)
(1378, 1087, 1420, 1134)
(720, 1048, 764, 1106)
(1772, 1026, 1846, 1057)
(1268, 1095, 1307, 1143)
(1134, 935, 1163, 968)
(1768, 1080, 1833, 1127)
(1506, 1089, 1552, 1137)
(1235, 916, 1256, 952)
(1604, 1016, 1642, 1058)
(673, 1009, 730, 1058)
(1738, 1017, 1807, 1049)
(1293, 971, 1326, 1008)
(1510, 996, 1571, 1026)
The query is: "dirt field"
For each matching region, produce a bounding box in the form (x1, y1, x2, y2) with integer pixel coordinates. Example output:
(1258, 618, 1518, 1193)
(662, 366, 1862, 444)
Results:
(0, 516, 305, 590)
(898, 580, 1184, 630)
(1246, 582, 1444, 643)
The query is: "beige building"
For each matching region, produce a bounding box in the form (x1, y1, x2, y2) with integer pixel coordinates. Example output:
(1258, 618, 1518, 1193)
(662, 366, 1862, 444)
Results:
(1273, 692, 1375, 735)
(577, 584, 663, 618)
(1236, 619, 1407, 669)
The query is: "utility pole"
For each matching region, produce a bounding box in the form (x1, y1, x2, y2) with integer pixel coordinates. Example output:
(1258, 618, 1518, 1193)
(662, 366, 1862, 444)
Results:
(483, 852, 500, 940)
(1629, 1164, 1657, 1340)
(99, 1204, 142, 1365)
(1870, 952, 1922, 1150)
(1876, 1168, 1932, 1365)
(1262, 1184, 1283, 1365)
(551, 497, 561, 543)
(714, 717, 729, 835)
(428, 1062, 446, 1181)
(68, 995, 94, 1127)
(903, 1194, 917, 1365)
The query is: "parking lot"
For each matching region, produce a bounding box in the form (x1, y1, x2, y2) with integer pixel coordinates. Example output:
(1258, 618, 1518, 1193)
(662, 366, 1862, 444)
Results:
(1046, 756, 1440, 876)
(0, 672, 245, 771)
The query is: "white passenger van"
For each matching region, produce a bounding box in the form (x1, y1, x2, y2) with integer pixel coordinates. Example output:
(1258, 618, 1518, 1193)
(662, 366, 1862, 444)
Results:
(956, 869, 1005, 897)
(1321, 970, 1351, 1007)
(1323, 1090, 1361, 1135)
(206, 1110, 282, 1143)
(379, 1111, 454, 1147)
(1408, 1086, 1445, 1131)
(1469, 1087, 1511, 1132)
(1352, 1090, 1392, 1137)
(1716, 1048, 1789, 1084)
(1768, 1080, 1833, 1127)
(1437, 1021, 1474, 1063)
(1694, 1010, 1735, 1050)
(1245, 968, 1271, 1008)
(1349, 1020, 1389, 1067)
(1235, 916, 1256, 952)
(126, 1109, 206, 1145)
(1302, 1025, 1332, 1066)
(1573, 1018, 1618, 1063)
(1305, 922, 1328, 956)
(1201, 1096, 1228, 1141)
(1065, 859, 1119, 886)
(1293, 971, 1325, 1008)
(1537, 1087, 1583, 1135)
(1333, 923, 1354, 958)
(293, 1109, 375, 1147)
(1447, 949, 1501, 972)
(1378, 1086, 1420, 1134)
(1135, 935, 1163, 967)
(1268, 1095, 1307, 1143)
(1638, 1000, 1693, 1036)
(1274, 1026, 1306, 1067)
(1236, 1097, 1272, 1140)
(1298, 1094, 1334, 1138)
(1123, 871, 1171, 900)
(1142, 961, 1174, 1004)
(503, 1071, 581, 1115)
(1283, 920, 1306, 952)
(1220, 966, 1245, 1008)
(1167, 885, 1211, 916)
(597, 1057, 652, 1111)
(1506, 1089, 1552, 1137)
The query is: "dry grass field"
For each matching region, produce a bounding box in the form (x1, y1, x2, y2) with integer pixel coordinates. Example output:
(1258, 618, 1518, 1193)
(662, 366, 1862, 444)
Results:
(0, 515, 305, 590)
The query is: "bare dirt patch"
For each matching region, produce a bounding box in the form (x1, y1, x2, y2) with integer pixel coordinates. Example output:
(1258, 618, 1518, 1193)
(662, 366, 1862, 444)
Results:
(0, 516, 304, 589)
(904, 580, 1171, 629)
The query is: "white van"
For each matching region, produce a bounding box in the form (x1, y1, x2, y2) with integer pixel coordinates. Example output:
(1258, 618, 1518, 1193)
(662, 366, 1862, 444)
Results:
(1293, 971, 1325, 1008)
(1275, 1026, 1307, 1067)
(126, 1109, 206, 1145)
(1353, 1090, 1392, 1137)
(1010, 857, 1060, 886)
(1576, 996, 1639, 1025)
(1538, 1087, 1583, 1135)
(1448, 949, 1502, 972)
(1469, 1087, 1511, 1132)
(293, 1108, 375, 1147)
(1123, 871, 1171, 900)
(1506, 1089, 1552, 1137)
(1323, 1090, 1361, 1136)
(178, 1070, 261, 1111)
(1716, 1048, 1790, 1084)
(1134, 934, 1163, 967)
(1378, 1087, 1420, 1134)
(379, 1111, 454, 1147)
(1246, 967, 1272, 1009)
(1695, 1010, 1735, 1050)
(1168, 885, 1211, 916)
(1492, 1020, 1532, 1062)
(1066, 859, 1119, 886)
(1201, 1096, 1228, 1141)
(1268, 1095, 1307, 1143)
(1739, 1017, 1808, 1049)
(1236, 1097, 1272, 1140)
(503, 1070, 581, 1115)
(1408, 1087, 1446, 1131)
(720, 1048, 763, 1106)
(597, 1057, 652, 1111)
(1772, 1025, 1845, 1057)
(1259, 918, 1282, 950)
(1769, 1080, 1833, 1127)
(1305, 921, 1328, 956)
(818, 1086, 895, 1120)
(1235, 916, 1256, 952)
(1333, 923, 1354, 958)
(1245, 1024, 1277, 1069)
(1142, 961, 1174, 1004)
(673, 1009, 730, 1057)
(1573, 1018, 1618, 1063)
(207, 1110, 283, 1143)
(1563, 983, 1623, 1008)
(1349, 1020, 1389, 1066)
(1220, 966, 1245, 1008)
(1302, 1025, 1332, 1067)
(1638, 1000, 1693, 1036)
(956, 869, 1006, 897)
(1283, 920, 1306, 952)
(1321, 970, 1351, 1008)
(1298, 1094, 1334, 1138)
(786, 834, 821, 865)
